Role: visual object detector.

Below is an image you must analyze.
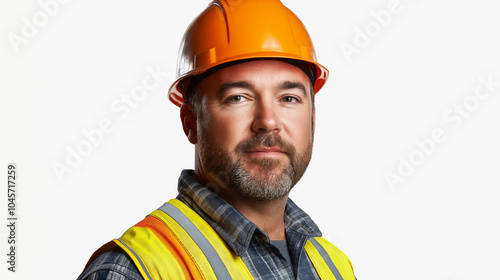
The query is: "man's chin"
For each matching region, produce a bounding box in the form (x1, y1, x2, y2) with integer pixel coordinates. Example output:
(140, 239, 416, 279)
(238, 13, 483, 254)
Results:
(235, 162, 294, 185)
(241, 164, 289, 180)
(242, 156, 289, 170)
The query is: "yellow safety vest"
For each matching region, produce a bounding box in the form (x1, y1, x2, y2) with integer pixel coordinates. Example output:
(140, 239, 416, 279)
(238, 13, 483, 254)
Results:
(86, 199, 356, 280)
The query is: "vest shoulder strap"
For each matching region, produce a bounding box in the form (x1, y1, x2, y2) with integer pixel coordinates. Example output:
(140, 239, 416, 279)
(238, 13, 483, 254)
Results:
(305, 237, 356, 280)
(115, 199, 253, 280)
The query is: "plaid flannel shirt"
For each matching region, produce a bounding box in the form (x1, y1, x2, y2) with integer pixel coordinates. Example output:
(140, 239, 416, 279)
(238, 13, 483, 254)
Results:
(79, 169, 331, 280)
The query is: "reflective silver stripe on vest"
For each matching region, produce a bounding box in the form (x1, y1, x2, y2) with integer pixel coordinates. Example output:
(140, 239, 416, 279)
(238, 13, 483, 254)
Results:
(158, 203, 233, 280)
(116, 238, 154, 280)
(309, 238, 344, 280)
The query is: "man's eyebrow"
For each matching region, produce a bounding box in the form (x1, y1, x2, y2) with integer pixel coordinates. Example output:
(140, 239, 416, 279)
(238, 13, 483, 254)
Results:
(277, 81, 307, 96)
(217, 80, 308, 96)
(218, 81, 255, 95)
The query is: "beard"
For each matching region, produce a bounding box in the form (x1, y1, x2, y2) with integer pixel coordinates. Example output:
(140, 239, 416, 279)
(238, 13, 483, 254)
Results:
(198, 130, 313, 201)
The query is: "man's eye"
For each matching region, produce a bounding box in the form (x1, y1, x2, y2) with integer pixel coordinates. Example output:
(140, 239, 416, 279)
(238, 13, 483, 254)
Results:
(227, 95, 245, 103)
(282, 96, 299, 103)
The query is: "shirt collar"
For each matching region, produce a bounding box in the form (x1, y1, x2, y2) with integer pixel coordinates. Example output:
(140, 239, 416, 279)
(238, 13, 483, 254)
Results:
(176, 169, 322, 256)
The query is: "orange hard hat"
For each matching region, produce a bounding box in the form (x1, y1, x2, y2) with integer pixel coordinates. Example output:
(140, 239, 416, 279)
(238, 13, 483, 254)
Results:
(168, 0, 329, 107)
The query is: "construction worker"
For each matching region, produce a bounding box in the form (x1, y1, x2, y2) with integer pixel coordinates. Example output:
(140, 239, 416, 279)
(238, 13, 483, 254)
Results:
(78, 0, 356, 279)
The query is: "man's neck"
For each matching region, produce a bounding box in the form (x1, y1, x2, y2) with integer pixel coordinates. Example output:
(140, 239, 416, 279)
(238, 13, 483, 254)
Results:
(193, 169, 288, 240)
(219, 192, 288, 241)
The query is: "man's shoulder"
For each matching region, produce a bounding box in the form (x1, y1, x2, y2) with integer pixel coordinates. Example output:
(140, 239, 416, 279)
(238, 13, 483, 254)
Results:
(77, 247, 142, 280)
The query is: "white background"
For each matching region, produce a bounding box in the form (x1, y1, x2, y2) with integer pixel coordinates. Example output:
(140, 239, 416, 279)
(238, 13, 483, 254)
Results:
(1, 0, 499, 279)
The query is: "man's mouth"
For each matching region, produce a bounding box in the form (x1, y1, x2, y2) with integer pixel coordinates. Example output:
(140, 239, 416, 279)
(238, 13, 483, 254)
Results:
(244, 147, 287, 157)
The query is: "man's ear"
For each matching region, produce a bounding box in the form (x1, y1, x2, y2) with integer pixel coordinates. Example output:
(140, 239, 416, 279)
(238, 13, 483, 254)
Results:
(180, 103, 197, 144)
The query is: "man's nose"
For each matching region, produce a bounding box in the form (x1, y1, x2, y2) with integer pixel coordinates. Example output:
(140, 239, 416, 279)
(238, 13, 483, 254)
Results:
(251, 99, 282, 134)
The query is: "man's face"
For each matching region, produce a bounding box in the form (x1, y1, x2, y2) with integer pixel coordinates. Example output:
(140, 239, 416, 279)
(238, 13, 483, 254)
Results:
(194, 59, 315, 201)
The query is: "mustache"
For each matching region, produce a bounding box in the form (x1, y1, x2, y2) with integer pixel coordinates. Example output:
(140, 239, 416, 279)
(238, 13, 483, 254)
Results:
(235, 134, 296, 155)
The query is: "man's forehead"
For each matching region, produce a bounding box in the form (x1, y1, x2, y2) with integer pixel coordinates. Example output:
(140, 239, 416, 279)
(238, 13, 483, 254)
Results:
(187, 58, 316, 94)
(202, 59, 313, 88)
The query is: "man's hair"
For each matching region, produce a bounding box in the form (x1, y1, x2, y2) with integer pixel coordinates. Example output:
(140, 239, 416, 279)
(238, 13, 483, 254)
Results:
(182, 58, 317, 114)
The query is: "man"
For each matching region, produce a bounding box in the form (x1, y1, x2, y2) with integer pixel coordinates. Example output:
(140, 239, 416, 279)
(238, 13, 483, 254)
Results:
(78, 0, 356, 279)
